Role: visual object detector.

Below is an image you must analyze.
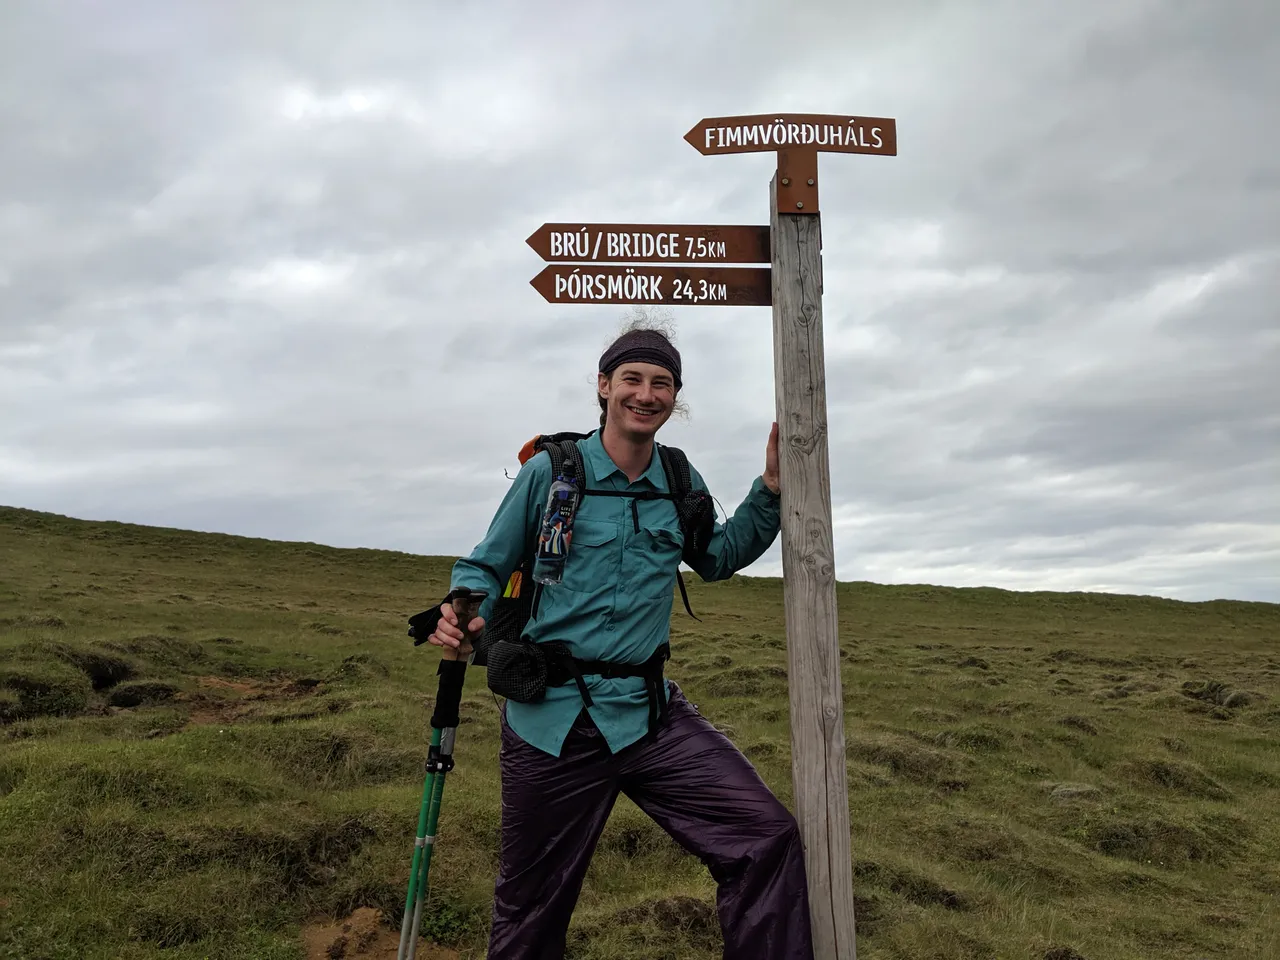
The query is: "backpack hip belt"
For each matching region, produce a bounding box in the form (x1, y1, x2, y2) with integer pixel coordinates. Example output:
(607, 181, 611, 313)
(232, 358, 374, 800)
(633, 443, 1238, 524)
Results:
(550, 641, 671, 737)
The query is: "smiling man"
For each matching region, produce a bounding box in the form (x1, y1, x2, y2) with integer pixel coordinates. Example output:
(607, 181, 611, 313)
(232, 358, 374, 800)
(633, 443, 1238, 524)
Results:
(426, 323, 813, 959)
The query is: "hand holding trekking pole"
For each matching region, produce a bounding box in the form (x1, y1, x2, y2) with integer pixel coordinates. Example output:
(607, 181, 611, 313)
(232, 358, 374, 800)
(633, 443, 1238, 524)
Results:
(427, 599, 485, 659)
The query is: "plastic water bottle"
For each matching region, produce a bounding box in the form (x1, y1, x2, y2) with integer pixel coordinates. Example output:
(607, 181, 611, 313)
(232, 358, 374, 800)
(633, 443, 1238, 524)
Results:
(532, 474, 581, 585)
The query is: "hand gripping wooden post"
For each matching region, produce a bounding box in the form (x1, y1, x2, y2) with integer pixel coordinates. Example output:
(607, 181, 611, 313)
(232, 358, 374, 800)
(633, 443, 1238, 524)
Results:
(685, 113, 898, 960)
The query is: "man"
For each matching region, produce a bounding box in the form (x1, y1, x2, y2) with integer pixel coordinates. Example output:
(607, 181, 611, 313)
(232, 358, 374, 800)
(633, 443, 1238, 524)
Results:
(426, 326, 814, 958)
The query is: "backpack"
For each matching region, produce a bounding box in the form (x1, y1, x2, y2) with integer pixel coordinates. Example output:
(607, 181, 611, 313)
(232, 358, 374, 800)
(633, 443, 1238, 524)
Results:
(476, 430, 713, 666)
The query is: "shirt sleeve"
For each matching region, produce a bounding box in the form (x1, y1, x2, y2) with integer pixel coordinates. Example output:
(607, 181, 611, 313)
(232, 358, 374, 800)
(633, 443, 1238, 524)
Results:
(449, 451, 550, 622)
(686, 465, 781, 583)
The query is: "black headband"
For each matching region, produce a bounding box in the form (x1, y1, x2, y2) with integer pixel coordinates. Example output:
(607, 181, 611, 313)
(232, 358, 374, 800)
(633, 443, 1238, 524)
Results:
(598, 330, 682, 390)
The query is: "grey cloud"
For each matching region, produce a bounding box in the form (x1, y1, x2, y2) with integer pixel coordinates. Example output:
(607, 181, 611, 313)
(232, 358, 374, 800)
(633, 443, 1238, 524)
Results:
(1, 0, 1276, 603)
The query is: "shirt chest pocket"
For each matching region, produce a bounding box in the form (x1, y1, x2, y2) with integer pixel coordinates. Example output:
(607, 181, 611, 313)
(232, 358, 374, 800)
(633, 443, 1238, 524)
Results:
(626, 514, 685, 600)
(558, 518, 619, 593)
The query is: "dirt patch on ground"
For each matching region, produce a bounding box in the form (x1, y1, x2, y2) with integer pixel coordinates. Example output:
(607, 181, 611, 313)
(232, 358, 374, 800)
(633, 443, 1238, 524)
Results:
(180, 675, 322, 726)
(301, 907, 458, 959)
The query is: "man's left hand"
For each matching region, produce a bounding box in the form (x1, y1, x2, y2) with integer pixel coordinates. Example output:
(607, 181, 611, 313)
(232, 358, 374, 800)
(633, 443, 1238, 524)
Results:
(763, 421, 780, 495)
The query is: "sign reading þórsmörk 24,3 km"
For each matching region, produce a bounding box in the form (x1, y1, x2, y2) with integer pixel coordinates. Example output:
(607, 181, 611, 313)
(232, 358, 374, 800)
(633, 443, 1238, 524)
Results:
(530, 264, 770, 306)
(684, 112, 898, 156)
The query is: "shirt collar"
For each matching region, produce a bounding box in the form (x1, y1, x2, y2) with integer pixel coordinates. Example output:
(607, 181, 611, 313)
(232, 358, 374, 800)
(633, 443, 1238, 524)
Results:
(583, 430, 667, 491)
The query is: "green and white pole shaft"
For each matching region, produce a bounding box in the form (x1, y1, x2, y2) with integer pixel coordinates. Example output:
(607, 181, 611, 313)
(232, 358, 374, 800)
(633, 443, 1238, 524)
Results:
(398, 589, 484, 960)
(397, 725, 440, 960)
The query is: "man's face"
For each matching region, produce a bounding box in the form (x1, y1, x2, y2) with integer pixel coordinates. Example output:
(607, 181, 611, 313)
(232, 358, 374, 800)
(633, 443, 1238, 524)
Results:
(598, 362, 676, 439)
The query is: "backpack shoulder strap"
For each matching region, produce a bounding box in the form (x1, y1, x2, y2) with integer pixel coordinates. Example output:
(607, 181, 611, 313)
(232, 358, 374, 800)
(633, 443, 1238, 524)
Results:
(524, 432, 589, 476)
(540, 438, 568, 479)
(655, 443, 691, 499)
(519, 430, 591, 466)
(653, 443, 705, 622)
(546, 437, 587, 483)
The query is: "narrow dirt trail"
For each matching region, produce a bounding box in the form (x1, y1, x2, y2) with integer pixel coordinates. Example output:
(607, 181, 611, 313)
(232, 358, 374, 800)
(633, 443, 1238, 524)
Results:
(300, 907, 460, 959)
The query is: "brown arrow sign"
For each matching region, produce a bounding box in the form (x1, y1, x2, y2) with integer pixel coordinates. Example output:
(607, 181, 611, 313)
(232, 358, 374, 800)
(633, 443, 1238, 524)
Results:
(527, 223, 770, 263)
(685, 113, 897, 156)
(531, 265, 770, 306)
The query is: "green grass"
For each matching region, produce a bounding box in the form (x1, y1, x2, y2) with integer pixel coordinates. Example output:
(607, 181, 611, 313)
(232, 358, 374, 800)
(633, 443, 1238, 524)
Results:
(1, 504, 1278, 959)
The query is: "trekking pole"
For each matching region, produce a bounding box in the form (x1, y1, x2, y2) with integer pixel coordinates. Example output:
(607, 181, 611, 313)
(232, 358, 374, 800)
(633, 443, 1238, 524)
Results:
(397, 588, 485, 960)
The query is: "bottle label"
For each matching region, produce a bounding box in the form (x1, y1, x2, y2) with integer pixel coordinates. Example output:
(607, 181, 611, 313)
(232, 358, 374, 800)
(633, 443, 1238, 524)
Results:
(536, 477, 580, 565)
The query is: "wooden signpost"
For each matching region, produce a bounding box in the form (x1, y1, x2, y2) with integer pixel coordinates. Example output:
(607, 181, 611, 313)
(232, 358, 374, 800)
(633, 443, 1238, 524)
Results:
(528, 112, 897, 960)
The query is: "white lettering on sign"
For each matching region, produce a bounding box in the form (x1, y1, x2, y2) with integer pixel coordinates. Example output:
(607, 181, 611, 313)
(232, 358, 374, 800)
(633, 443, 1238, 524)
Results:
(684, 236, 726, 259)
(549, 229, 592, 259)
(670, 277, 728, 303)
(555, 268, 665, 301)
(708, 118, 885, 151)
(586, 230, 723, 261)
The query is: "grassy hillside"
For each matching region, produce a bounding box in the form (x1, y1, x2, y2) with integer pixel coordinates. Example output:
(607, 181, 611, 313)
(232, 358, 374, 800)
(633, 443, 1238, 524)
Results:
(1, 504, 1277, 959)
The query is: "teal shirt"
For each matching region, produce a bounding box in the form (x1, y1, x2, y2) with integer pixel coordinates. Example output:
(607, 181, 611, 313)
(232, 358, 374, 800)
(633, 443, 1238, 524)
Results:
(450, 431, 780, 757)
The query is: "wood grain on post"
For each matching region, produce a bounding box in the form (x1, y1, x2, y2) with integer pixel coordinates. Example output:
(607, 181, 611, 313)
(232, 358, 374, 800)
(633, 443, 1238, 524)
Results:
(770, 173, 858, 958)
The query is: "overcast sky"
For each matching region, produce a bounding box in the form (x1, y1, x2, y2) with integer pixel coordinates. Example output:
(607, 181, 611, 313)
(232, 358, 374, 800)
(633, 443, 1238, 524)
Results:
(2, 0, 1276, 603)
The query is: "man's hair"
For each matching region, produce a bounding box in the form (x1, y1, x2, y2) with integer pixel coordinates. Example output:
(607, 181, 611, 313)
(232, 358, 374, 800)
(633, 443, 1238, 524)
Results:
(597, 310, 689, 427)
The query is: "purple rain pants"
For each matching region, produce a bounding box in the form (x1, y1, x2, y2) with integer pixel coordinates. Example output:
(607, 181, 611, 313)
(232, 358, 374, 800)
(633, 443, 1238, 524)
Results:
(487, 682, 814, 959)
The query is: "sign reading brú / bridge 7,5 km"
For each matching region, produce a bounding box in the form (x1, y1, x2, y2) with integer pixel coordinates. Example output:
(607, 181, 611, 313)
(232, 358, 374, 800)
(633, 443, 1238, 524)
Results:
(527, 223, 770, 263)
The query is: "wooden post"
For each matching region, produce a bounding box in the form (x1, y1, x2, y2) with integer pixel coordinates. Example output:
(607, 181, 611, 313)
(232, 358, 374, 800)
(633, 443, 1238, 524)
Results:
(770, 172, 858, 958)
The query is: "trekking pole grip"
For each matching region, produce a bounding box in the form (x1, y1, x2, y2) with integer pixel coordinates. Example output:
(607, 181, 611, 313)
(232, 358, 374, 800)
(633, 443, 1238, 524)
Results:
(429, 589, 484, 731)
(443, 589, 484, 662)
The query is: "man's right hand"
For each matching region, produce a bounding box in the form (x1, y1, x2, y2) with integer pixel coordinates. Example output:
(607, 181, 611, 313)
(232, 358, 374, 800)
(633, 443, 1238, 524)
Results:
(428, 601, 485, 657)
